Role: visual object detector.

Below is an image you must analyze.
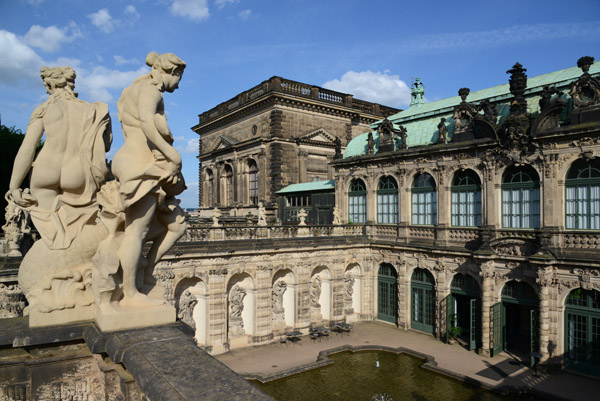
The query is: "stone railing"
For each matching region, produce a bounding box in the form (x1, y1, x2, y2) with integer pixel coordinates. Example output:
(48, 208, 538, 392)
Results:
(562, 231, 600, 249)
(198, 76, 399, 125)
(408, 226, 436, 240)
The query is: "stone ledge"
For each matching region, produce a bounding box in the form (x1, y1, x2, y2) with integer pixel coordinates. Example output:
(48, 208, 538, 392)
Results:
(0, 317, 90, 347)
(84, 322, 273, 401)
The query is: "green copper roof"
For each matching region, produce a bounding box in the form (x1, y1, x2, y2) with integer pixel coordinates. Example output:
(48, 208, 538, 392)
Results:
(276, 180, 335, 194)
(343, 61, 600, 159)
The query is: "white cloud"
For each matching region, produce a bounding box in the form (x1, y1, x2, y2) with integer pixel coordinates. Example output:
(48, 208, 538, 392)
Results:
(76, 65, 149, 104)
(23, 22, 82, 53)
(215, 0, 239, 9)
(170, 0, 210, 21)
(88, 9, 119, 34)
(124, 5, 140, 22)
(24, 0, 46, 5)
(322, 70, 411, 108)
(175, 137, 199, 154)
(114, 55, 140, 66)
(238, 9, 251, 21)
(0, 30, 44, 85)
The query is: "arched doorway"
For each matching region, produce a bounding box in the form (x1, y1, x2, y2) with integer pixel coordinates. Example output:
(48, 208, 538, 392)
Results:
(565, 288, 600, 377)
(492, 280, 538, 364)
(411, 268, 435, 333)
(447, 273, 481, 350)
(377, 264, 397, 323)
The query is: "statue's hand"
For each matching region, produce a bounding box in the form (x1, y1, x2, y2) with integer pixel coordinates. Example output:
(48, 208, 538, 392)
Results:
(7, 188, 37, 208)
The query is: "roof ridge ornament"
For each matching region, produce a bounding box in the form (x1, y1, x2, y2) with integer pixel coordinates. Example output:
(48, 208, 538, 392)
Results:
(569, 56, 600, 124)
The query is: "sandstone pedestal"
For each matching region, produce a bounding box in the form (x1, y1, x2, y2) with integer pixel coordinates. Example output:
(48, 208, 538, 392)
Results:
(96, 303, 175, 332)
(29, 305, 96, 328)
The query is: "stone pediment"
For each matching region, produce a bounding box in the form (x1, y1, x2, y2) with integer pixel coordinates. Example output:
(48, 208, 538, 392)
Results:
(211, 135, 239, 152)
(296, 128, 337, 147)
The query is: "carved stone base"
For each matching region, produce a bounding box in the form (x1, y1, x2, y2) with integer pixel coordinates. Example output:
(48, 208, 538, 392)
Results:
(95, 302, 175, 332)
(310, 306, 323, 323)
(29, 305, 96, 327)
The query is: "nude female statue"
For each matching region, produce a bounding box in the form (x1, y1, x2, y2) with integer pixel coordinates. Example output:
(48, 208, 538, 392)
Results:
(111, 52, 187, 307)
(8, 66, 111, 249)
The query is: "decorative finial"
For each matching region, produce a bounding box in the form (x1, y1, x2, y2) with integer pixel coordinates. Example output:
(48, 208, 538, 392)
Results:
(577, 56, 594, 74)
(458, 87, 470, 102)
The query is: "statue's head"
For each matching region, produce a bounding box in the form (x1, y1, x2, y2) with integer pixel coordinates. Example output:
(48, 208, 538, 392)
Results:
(146, 52, 186, 93)
(40, 66, 77, 96)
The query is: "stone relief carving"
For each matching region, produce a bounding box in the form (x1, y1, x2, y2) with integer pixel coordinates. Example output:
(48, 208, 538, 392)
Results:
(344, 272, 355, 311)
(310, 276, 321, 307)
(490, 238, 538, 256)
(177, 290, 197, 330)
(572, 268, 600, 290)
(271, 280, 287, 313)
(0, 283, 27, 318)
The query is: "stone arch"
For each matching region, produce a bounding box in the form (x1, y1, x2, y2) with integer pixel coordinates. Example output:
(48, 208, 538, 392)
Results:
(271, 268, 296, 329)
(174, 277, 208, 345)
(310, 266, 331, 321)
(226, 272, 255, 340)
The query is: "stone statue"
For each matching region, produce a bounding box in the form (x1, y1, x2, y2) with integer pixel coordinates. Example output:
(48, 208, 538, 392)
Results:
(297, 208, 308, 226)
(332, 206, 341, 225)
(8, 66, 112, 325)
(257, 202, 267, 226)
(398, 125, 408, 150)
(333, 136, 342, 160)
(478, 99, 497, 124)
(410, 78, 425, 107)
(177, 290, 197, 330)
(229, 285, 246, 319)
(344, 272, 355, 309)
(437, 118, 447, 144)
(92, 52, 187, 323)
(309, 276, 321, 307)
(271, 280, 287, 313)
(211, 207, 222, 227)
(367, 132, 375, 155)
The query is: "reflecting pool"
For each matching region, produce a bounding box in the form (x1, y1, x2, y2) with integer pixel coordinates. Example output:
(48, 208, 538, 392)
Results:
(250, 350, 543, 401)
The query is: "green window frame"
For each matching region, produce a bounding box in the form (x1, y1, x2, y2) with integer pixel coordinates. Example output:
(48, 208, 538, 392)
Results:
(377, 176, 398, 224)
(411, 268, 435, 334)
(565, 288, 600, 376)
(501, 166, 540, 229)
(348, 179, 366, 223)
(451, 170, 482, 227)
(565, 159, 600, 230)
(411, 173, 437, 226)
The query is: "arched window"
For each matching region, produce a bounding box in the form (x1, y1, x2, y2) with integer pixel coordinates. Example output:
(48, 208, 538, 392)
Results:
(204, 168, 213, 207)
(565, 158, 600, 230)
(248, 160, 259, 206)
(411, 173, 437, 225)
(451, 170, 482, 227)
(501, 166, 540, 229)
(222, 164, 233, 206)
(377, 176, 398, 224)
(348, 179, 366, 224)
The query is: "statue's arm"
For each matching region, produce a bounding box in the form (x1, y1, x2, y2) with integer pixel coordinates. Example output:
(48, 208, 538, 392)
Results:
(9, 114, 44, 198)
(138, 87, 181, 168)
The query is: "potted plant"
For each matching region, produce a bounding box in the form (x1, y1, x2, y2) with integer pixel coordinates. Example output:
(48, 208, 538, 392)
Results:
(447, 326, 462, 344)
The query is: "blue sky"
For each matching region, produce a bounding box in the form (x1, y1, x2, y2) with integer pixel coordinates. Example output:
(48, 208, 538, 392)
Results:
(1, 0, 599, 208)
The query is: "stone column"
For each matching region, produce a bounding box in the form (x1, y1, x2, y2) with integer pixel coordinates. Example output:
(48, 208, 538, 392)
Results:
(536, 266, 554, 364)
(479, 261, 494, 357)
(298, 151, 308, 183)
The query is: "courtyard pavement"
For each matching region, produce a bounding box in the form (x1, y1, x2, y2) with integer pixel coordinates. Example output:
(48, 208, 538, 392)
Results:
(215, 321, 598, 401)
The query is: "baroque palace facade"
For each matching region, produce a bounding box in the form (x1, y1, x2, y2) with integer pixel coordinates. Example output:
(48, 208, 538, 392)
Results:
(1, 57, 599, 381)
(192, 76, 399, 220)
(157, 56, 600, 377)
